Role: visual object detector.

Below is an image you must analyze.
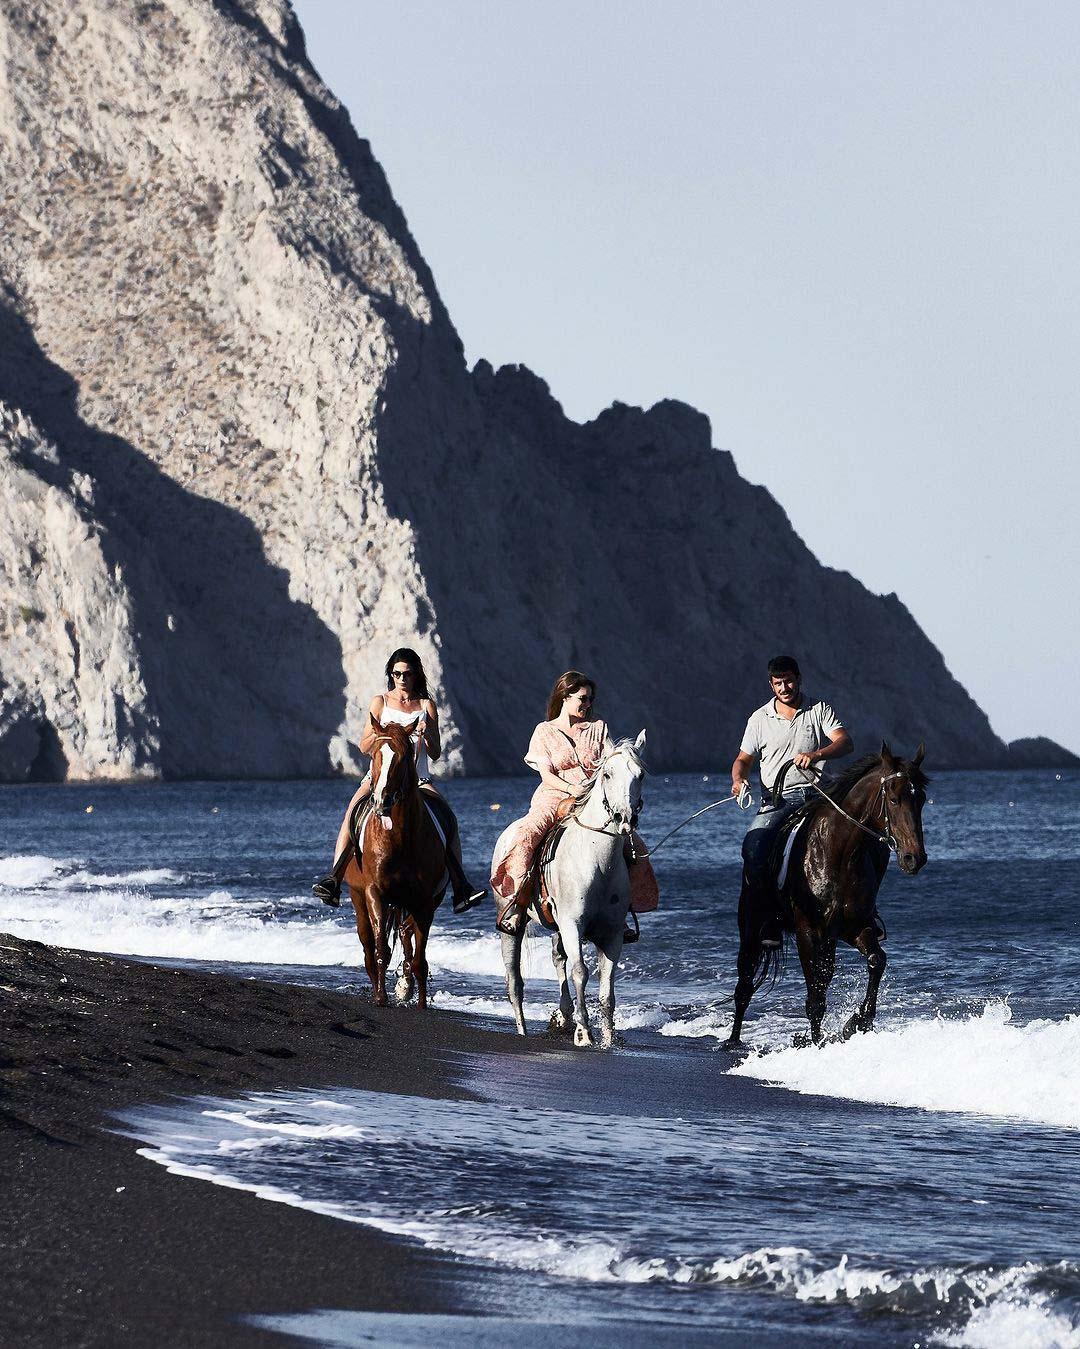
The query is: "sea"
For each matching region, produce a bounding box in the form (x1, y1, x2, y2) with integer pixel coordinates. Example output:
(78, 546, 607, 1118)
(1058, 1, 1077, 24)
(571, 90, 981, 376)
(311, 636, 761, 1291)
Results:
(2, 769, 1079, 1347)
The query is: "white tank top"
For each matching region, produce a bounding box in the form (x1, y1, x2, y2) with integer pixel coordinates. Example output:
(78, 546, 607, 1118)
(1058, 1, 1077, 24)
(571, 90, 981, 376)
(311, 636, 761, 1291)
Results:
(378, 699, 430, 779)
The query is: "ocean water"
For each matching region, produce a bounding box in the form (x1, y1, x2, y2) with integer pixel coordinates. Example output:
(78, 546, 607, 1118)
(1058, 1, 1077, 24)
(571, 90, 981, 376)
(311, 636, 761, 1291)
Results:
(3, 769, 1079, 1346)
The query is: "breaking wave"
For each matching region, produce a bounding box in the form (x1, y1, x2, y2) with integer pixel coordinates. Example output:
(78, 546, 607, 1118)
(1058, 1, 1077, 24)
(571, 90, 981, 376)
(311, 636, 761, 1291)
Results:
(731, 1002, 1080, 1131)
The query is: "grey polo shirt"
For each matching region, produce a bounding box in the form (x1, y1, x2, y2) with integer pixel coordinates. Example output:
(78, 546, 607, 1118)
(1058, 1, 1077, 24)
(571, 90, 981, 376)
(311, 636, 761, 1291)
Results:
(740, 696, 844, 797)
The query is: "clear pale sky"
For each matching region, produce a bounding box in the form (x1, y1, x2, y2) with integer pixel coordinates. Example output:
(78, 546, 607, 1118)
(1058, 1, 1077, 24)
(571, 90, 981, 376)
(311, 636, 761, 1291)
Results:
(292, 0, 1079, 754)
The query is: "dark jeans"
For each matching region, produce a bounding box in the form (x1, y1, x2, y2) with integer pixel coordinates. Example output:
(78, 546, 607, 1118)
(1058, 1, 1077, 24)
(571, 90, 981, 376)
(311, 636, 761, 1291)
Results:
(741, 787, 814, 889)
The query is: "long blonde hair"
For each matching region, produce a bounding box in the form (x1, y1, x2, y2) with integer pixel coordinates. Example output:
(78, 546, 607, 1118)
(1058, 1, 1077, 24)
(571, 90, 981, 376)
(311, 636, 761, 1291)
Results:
(546, 670, 596, 721)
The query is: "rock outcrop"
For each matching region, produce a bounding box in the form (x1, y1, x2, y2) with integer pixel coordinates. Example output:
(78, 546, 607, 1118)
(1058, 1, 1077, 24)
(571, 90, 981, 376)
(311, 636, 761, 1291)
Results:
(1005, 738, 1079, 769)
(0, 0, 1013, 778)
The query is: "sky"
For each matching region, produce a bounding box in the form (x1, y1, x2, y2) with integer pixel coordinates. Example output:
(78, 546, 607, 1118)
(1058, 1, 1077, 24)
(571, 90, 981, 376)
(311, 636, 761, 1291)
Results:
(292, 0, 1080, 753)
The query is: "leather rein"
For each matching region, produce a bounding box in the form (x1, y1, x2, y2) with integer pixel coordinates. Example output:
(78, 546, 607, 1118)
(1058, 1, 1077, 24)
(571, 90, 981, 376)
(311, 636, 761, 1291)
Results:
(799, 764, 917, 854)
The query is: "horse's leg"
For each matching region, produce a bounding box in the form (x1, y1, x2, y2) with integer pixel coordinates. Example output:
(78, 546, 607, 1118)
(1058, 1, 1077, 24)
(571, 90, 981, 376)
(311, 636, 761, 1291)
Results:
(560, 923, 592, 1048)
(842, 927, 887, 1039)
(723, 879, 761, 1049)
(411, 917, 431, 1010)
(350, 890, 378, 995)
(596, 930, 624, 1050)
(395, 922, 415, 1004)
(368, 890, 390, 1007)
(500, 927, 528, 1035)
(549, 931, 573, 1034)
(795, 926, 835, 1046)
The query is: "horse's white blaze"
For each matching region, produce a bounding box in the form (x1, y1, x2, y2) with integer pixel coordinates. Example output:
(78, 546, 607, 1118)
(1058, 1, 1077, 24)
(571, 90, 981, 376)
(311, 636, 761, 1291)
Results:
(372, 745, 392, 814)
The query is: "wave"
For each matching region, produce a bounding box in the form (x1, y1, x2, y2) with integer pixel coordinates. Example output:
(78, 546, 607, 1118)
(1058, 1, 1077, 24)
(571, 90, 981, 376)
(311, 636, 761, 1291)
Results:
(731, 1002, 1080, 1131)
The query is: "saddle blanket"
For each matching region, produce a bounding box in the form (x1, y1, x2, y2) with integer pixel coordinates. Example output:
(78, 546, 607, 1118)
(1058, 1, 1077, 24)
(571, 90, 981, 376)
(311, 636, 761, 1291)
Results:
(777, 817, 807, 892)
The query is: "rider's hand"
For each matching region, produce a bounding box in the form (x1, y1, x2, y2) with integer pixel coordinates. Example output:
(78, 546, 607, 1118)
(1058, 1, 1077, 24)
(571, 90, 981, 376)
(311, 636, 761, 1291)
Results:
(793, 752, 818, 771)
(731, 779, 745, 798)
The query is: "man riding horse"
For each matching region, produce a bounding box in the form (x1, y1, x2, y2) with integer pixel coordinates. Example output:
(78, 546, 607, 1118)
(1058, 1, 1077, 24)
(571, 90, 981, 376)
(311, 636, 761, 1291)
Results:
(730, 655, 853, 948)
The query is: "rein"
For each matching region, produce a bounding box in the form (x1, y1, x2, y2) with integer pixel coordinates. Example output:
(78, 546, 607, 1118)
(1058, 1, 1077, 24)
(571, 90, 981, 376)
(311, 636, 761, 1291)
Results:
(639, 785, 755, 859)
(799, 764, 910, 852)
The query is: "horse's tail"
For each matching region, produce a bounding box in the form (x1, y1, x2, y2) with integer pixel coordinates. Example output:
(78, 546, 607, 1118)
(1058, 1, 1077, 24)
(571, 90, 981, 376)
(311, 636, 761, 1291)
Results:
(751, 937, 786, 994)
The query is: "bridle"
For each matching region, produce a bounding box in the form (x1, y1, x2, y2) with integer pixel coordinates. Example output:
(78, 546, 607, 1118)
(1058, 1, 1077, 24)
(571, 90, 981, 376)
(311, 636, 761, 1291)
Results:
(570, 749, 643, 839)
(370, 734, 417, 812)
(805, 766, 921, 854)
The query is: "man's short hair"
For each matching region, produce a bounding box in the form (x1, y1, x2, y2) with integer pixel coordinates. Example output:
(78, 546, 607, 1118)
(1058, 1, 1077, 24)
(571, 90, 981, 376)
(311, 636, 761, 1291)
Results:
(768, 655, 801, 678)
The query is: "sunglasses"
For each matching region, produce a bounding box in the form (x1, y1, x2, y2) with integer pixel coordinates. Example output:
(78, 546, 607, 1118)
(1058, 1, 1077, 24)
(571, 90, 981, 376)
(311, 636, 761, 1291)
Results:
(391, 669, 414, 680)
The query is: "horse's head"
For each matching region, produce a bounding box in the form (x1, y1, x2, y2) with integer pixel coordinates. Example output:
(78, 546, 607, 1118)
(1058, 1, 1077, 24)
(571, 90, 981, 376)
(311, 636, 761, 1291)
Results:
(878, 740, 928, 875)
(590, 729, 648, 836)
(368, 713, 418, 817)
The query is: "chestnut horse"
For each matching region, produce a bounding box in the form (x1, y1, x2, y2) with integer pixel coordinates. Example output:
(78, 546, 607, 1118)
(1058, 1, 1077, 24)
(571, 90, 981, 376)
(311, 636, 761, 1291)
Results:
(724, 743, 928, 1049)
(343, 715, 449, 1008)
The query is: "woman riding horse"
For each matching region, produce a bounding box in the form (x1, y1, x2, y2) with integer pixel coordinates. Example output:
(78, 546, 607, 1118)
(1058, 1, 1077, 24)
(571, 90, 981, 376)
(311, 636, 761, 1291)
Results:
(491, 670, 658, 937)
(312, 647, 485, 914)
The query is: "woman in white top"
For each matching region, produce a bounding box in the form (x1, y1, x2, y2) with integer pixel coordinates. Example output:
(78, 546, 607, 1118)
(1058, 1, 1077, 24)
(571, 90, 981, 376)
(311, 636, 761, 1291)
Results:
(312, 648, 486, 913)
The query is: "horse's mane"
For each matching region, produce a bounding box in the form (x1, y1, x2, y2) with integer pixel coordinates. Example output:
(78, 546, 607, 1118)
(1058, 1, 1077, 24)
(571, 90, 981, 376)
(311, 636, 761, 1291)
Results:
(569, 738, 646, 817)
(793, 750, 928, 828)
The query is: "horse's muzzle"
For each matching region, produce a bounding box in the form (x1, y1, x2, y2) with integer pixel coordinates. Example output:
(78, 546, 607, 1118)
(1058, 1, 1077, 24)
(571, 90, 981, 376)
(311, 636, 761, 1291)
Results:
(898, 851, 926, 875)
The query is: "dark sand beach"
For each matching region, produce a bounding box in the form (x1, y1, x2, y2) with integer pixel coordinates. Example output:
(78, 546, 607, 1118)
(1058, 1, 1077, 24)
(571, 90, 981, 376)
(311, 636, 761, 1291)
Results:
(0, 933, 516, 1346)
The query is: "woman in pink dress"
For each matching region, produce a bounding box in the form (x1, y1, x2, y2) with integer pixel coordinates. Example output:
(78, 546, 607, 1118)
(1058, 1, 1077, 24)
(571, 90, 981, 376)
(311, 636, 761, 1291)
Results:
(493, 671, 658, 935)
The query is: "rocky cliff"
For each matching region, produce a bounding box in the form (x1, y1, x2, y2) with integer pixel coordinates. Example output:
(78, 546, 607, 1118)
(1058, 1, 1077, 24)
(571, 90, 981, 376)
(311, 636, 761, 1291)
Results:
(0, 0, 1011, 779)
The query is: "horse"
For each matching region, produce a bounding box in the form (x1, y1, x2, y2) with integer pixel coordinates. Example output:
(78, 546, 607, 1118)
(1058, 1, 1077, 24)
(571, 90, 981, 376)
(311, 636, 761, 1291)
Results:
(723, 742, 928, 1049)
(496, 732, 647, 1049)
(342, 714, 449, 1008)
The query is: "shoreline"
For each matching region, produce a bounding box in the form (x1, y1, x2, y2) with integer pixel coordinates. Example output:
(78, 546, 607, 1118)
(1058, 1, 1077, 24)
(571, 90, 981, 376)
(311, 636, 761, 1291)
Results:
(0, 932, 550, 1347)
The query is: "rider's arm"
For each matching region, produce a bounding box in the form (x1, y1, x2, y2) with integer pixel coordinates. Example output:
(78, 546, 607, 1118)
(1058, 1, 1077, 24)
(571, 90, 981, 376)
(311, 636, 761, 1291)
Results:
(538, 768, 579, 797)
(793, 728, 852, 770)
(359, 696, 385, 756)
(420, 699, 441, 760)
(731, 750, 756, 797)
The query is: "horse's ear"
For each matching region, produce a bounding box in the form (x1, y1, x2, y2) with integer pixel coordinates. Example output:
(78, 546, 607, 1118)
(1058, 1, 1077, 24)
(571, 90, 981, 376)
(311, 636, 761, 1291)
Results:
(911, 741, 925, 768)
(633, 729, 647, 756)
(370, 711, 384, 732)
(880, 740, 895, 769)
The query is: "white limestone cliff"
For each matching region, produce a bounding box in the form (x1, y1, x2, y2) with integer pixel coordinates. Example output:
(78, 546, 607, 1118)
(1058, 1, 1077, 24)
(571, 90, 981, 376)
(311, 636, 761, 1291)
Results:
(0, 0, 1010, 778)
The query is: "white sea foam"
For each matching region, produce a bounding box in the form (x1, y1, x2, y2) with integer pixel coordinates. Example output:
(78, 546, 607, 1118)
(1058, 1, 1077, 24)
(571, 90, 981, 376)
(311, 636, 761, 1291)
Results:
(0, 854, 70, 888)
(731, 1002, 1080, 1131)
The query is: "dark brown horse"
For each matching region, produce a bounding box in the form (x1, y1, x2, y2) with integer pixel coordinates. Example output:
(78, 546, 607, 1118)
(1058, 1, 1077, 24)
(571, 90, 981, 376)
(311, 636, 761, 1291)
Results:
(724, 743, 928, 1049)
(343, 715, 449, 1008)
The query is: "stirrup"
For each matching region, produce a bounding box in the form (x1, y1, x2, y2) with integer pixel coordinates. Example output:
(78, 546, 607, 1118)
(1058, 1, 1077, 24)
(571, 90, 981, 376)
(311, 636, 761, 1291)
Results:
(312, 874, 341, 907)
(622, 910, 640, 944)
(453, 886, 487, 915)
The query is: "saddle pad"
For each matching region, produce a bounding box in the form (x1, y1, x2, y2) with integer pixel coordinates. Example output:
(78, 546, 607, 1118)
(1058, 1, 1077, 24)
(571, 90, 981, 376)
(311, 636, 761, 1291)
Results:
(777, 816, 807, 892)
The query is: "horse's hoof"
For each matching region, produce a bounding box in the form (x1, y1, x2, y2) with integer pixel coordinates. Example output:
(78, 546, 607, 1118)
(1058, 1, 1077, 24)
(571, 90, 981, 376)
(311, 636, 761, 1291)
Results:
(374, 996, 389, 1008)
(393, 977, 412, 1004)
(573, 1025, 594, 1048)
(720, 1036, 742, 1052)
(548, 1010, 571, 1035)
(792, 1032, 812, 1049)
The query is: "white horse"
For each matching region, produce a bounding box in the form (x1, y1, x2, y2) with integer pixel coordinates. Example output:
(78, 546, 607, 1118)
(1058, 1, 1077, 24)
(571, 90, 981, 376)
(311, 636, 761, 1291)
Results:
(495, 732, 647, 1048)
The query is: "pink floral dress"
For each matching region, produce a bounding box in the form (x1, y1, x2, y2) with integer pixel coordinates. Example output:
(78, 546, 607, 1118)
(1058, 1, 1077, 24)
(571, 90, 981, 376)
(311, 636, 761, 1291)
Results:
(491, 719, 608, 900)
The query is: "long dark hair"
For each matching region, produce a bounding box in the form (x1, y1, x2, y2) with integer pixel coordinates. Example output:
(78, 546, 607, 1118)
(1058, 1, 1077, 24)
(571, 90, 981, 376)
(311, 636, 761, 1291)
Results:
(384, 647, 429, 698)
(546, 670, 596, 721)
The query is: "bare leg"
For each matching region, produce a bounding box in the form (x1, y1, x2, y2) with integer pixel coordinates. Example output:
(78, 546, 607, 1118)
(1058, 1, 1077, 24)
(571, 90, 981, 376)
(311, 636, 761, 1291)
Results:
(549, 932, 573, 1034)
(501, 927, 528, 1035)
(334, 781, 371, 864)
(842, 928, 887, 1038)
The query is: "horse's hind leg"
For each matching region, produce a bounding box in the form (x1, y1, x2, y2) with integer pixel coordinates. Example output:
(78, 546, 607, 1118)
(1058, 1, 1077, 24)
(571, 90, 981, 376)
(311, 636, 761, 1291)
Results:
(501, 928, 528, 1035)
(842, 928, 887, 1039)
(411, 919, 431, 1010)
(549, 932, 573, 1034)
(395, 924, 416, 1004)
